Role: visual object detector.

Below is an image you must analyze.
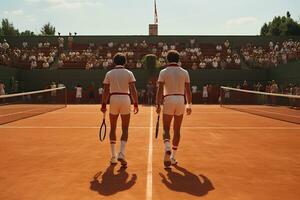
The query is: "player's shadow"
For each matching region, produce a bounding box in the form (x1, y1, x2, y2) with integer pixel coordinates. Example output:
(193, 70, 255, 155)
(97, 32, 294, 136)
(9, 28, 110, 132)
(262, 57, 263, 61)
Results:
(159, 165, 214, 196)
(90, 164, 137, 196)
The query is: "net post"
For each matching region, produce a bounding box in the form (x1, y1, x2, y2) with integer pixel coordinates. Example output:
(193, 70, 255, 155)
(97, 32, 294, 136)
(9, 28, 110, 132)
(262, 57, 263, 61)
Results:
(64, 87, 67, 107)
(220, 86, 224, 107)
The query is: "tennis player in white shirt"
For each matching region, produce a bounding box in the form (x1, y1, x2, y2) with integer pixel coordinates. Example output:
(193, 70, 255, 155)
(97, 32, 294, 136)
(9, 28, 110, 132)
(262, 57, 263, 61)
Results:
(101, 53, 139, 166)
(156, 50, 192, 168)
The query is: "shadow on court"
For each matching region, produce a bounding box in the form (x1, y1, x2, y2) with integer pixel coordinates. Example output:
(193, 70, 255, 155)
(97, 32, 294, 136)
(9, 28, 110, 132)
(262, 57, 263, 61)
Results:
(90, 164, 137, 196)
(159, 165, 214, 196)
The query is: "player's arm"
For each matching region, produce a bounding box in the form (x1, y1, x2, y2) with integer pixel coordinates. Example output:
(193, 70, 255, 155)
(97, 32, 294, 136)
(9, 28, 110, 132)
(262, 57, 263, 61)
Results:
(156, 82, 164, 114)
(129, 82, 139, 114)
(185, 82, 192, 115)
(101, 84, 110, 113)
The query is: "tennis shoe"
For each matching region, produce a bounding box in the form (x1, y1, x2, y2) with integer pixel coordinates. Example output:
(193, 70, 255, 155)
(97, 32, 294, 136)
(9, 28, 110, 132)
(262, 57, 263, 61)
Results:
(117, 152, 127, 166)
(110, 156, 117, 164)
(170, 157, 178, 165)
(164, 150, 171, 167)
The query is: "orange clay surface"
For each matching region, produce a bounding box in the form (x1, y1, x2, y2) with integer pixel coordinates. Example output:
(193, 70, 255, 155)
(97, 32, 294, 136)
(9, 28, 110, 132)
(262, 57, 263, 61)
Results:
(0, 105, 300, 200)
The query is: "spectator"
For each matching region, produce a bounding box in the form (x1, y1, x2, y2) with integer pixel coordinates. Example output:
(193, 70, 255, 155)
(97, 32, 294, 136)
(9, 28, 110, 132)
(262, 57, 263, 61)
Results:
(270, 80, 278, 93)
(42, 61, 49, 68)
(212, 59, 218, 69)
(191, 85, 197, 94)
(136, 60, 142, 68)
(50, 82, 57, 98)
(190, 38, 196, 47)
(234, 57, 241, 65)
(242, 80, 248, 90)
(22, 41, 28, 49)
(216, 45, 222, 52)
(44, 41, 50, 48)
(270, 80, 278, 105)
(98, 86, 103, 103)
(146, 81, 154, 105)
(199, 61, 206, 69)
(58, 36, 64, 50)
(38, 42, 43, 48)
(226, 56, 232, 64)
(88, 83, 95, 103)
(0, 81, 5, 96)
(74, 84, 83, 104)
(68, 32, 74, 49)
(2, 39, 9, 52)
(108, 41, 114, 48)
(202, 84, 208, 104)
(191, 62, 198, 70)
(30, 60, 37, 69)
(224, 40, 230, 48)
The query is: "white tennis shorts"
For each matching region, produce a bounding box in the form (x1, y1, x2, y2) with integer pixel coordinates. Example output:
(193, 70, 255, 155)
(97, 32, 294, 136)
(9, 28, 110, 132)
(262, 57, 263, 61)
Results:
(109, 95, 131, 115)
(163, 96, 185, 116)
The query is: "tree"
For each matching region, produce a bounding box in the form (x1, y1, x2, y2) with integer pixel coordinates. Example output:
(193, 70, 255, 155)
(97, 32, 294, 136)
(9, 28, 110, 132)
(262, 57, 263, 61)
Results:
(20, 30, 35, 36)
(260, 23, 269, 36)
(260, 12, 300, 36)
(1, 18, 19, 36)
(40, 22, 56, 35)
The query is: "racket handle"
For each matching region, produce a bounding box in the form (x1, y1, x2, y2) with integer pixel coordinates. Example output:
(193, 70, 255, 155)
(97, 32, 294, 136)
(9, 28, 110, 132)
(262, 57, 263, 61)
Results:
(103, 112, 106, 120)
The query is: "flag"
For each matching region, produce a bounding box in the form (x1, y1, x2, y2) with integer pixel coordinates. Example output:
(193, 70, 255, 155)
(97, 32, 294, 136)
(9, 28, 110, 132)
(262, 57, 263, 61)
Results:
(154, 0, 158, 24)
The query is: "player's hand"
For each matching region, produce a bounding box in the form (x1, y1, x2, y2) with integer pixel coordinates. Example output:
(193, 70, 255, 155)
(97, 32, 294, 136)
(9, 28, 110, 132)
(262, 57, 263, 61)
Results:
(186, 108, 192, 115)
(156, 105, 161, 114)
(133, 106, 139, 114)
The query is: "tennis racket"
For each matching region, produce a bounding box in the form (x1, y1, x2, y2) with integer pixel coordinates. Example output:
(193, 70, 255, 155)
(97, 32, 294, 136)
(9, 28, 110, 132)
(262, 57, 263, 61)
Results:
(99, 112, 106, 142)
(155, 114, 160, 139)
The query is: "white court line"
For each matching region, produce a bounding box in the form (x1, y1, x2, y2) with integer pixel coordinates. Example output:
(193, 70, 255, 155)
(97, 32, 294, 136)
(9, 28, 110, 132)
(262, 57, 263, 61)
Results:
(146, 107, 153, 200)
(49, 111, 240, 114)
(0, 108, 46, 117)
(1, 126, 299, 130)
(243, 108, 300, 119)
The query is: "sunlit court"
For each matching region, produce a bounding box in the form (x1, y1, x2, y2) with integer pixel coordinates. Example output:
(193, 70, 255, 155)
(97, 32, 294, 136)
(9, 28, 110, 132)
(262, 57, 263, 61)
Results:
(0, 105, 300, 200)
(1, 0, 300, 199)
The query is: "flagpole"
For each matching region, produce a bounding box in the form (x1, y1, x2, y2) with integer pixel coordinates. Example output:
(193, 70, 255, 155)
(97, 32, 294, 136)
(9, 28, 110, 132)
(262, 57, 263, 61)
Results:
(154, 0, 158, 24)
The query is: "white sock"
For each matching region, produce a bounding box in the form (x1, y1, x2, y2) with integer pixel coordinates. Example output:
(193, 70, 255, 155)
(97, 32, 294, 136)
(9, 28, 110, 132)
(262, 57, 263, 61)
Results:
(120, 140, 127, 156)
(164, 140, 171, 152)
(110, 141, 116, 157)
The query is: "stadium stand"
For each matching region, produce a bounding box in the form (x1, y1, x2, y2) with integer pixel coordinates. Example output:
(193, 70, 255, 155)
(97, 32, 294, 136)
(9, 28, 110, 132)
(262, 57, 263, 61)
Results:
(1, 36, 299, 70)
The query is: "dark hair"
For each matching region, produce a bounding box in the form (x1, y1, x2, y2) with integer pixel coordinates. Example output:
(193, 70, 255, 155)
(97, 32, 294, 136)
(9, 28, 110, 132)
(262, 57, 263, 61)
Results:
(113, 53, 127, 65)
(166, 50, 180, 63)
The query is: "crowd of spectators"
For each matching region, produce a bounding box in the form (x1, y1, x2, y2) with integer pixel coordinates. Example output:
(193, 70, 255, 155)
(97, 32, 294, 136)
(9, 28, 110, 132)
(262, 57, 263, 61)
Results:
(0, 39, 58, 69)
(1, 38, 300, 70)
(241, 39, 300, 69)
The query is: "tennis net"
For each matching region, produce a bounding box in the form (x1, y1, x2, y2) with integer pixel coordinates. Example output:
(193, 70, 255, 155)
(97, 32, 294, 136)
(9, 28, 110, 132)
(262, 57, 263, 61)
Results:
(0, 87, 67, 125)
(220, 86, 300, 124)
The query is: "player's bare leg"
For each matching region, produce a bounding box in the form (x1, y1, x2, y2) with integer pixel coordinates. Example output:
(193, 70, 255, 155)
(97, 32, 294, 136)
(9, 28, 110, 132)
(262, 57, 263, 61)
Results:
(162, 114, 173, 168)
(109, 114, 119, 164)
(172, 114, 184, 165)
(118, 114, 130, 167)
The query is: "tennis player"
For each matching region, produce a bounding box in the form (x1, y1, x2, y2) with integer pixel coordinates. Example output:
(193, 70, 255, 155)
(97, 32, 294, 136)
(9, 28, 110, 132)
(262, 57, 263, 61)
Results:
(101, 53, 139, 166)
(156, 50, 192, 168)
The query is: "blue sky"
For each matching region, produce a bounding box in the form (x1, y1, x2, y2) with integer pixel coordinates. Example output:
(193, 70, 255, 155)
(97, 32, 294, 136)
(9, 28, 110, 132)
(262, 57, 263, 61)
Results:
(0, 0, 299, 35)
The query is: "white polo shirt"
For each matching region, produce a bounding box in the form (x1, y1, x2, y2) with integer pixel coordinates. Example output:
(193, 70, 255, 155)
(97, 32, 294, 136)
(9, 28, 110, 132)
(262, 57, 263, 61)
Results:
(158, 64, 190, 96)
(103, 66, 136, 94)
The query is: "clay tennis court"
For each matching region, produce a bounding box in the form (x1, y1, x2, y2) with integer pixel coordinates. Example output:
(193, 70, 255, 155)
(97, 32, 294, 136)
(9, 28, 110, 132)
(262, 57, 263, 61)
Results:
(0, 105, 300, 200)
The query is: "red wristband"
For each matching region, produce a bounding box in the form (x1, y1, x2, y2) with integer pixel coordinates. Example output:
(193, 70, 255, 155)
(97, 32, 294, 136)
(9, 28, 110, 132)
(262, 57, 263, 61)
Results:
(134, 103, 138, 108)
(101, 103, 106, 110)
